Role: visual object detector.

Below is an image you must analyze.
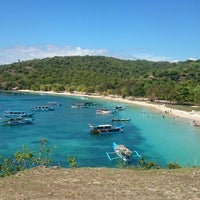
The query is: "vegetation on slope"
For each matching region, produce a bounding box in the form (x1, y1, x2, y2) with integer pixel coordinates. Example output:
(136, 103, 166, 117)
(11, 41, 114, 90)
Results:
(1, 56, 200, 104)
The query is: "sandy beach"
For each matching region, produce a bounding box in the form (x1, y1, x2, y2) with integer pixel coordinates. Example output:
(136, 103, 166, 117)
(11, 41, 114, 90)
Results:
(18, 90, 200, 123)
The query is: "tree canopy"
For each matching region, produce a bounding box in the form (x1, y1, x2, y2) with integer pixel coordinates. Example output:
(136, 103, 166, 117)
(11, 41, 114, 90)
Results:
(0, 56, 200, 104)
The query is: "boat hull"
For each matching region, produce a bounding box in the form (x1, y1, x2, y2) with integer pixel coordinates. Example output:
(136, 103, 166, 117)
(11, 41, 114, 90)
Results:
(91, 127, 124, 134)
(112, 118, 131, 122)
(1, 118, 34, 125)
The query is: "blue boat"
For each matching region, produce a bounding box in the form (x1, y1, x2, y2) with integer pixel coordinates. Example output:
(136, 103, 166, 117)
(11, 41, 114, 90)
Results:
(1, 117, 34, 125)
(106, 142, 141, 162)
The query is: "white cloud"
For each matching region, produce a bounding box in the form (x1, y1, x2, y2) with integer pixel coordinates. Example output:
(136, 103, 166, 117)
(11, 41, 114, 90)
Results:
(0, 44, 180, 65)
(129, 54, 178, 63)
(187, 57, 197, 61)
(0, 45, 108, 65)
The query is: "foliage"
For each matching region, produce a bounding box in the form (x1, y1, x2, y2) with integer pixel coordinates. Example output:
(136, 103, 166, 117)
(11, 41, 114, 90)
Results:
(0, 56, 200, 105)
(67, 155, 77, 168)
(167, 162, 181, 169)
(0, 139, 55, 177)
(139, 157, 161, 169)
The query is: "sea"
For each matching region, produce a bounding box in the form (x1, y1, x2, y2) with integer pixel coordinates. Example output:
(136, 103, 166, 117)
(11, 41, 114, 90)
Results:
(0, 91, 200, 168)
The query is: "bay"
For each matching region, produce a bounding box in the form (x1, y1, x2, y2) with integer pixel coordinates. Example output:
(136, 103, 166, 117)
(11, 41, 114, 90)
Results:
(0, 91, 200, 168)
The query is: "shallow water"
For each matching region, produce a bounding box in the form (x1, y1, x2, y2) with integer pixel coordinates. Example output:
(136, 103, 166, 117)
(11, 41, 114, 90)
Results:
(0, 92, 200, 168)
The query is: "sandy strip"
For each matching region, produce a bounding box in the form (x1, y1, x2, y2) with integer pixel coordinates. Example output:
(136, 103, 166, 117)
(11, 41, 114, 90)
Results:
(18, 90, 200, 123)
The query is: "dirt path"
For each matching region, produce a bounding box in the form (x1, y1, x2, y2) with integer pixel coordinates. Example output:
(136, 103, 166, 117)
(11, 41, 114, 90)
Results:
(0, 167, 200, 200)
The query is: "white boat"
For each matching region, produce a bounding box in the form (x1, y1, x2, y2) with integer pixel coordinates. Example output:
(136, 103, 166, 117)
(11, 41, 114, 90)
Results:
(47, 102, 62, 107)
(4, 110, 35, 118)
(106, 142, 141, 162)
(89, 123, 124, 134)
(96, 108, 115, 114)
(71, 103, 88, 109)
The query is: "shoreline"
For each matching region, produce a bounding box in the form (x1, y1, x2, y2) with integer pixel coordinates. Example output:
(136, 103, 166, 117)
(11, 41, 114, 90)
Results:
(18, 90, 200, 123)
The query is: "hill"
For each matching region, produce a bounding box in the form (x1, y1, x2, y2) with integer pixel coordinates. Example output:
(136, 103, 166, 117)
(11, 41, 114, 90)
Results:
(0, 167, 200, 200)
(1, 56, 200, 104)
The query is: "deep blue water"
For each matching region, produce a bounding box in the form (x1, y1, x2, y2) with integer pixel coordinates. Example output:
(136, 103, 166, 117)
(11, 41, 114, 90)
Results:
(1, 91, 200, 168)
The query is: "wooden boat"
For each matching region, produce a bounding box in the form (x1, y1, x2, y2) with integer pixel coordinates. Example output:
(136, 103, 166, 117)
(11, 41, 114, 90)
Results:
(1, 117, 34, 125)
(111, 118, 131, 122)
(4, 110, 35, 118)
(89, 123, 124, 134)
(96, 108, 115, 114)
(106, 142, 141, 162)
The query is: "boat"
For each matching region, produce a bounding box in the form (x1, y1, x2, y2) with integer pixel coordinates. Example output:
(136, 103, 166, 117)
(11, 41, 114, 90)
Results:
(4, 110, 35, 118)
(31, 105, 54, 111)
(80, 96, 89, 100)
(1, 117, 34, 125)
(106, 142, 141, 162)
(47, 102, 62, 107)
(193, 120, 200, 127)
(112, 118, 131, 122)
(83, 102, 96, 106)
(89, 123, 124, 134)
(71, 103, 88, 109)
(96, 108, 115, 114)
(114, 105, 125, 111)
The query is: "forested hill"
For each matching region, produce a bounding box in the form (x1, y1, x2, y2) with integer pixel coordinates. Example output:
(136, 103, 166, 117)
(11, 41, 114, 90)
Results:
(0, 56, 200, 104)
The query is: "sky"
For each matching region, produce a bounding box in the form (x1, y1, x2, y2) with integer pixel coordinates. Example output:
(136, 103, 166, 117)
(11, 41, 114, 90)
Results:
(0, 0, 199, 64)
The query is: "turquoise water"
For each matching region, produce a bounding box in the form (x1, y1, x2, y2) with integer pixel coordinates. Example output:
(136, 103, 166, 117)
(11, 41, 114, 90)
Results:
(0, 92, 200, 168)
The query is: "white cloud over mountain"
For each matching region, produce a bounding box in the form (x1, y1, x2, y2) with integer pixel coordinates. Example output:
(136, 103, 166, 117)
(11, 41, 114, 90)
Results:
(0, 44, 179, 65)
(0, 45, 108, 64)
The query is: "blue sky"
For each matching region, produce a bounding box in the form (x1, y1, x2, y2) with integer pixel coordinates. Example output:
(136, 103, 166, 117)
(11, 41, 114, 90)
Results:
(0, 0, 199, 64)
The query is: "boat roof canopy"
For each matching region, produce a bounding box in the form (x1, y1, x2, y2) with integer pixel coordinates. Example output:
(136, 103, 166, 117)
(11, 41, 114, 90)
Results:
(97, 124, 112, 127)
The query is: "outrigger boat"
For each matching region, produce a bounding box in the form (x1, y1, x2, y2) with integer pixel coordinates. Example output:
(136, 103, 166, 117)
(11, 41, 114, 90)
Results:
(114, 105, 125, 111)
(4, 110, 35, 118)
(1, 117, 34, 125)
(31, 105, 54, 111)
(111, 118, 131, 122)
(106, 142, 141, 162)
(96, 108, 115, 114)
(47, 102, 62, 107)
(71, 103, 88, 109)
(89, 123, 125, 134)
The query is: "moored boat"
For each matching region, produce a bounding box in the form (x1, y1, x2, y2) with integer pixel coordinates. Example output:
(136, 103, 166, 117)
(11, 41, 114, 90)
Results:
(89, 123, 124, 134)
(1, 117, 34, 125)
(71, 103, 88, 109)
(112, 118, 131, 122)
(106, 142, 141, 162)
(114, 105, 125, 111)
(83, 102, 96, 106)
(47, 102, 62, 107)
(96, 108, 115, 114)
(4, 110, 35, 118)
(32, 105, 54, 111)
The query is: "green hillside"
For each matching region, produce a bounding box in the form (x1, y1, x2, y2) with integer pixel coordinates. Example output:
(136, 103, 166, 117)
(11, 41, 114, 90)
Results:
(1, 56, 200, 104)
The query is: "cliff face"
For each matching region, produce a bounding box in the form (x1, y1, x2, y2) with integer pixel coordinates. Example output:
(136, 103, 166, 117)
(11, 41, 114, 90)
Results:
(0, 167, 200, 200)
